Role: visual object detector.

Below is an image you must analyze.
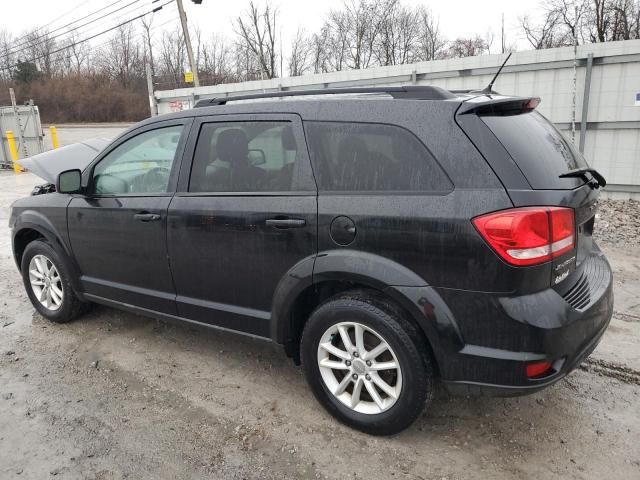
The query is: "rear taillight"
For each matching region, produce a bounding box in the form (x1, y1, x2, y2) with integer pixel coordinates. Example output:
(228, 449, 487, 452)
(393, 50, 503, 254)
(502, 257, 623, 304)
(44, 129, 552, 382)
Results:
(472, 207, 575, 266)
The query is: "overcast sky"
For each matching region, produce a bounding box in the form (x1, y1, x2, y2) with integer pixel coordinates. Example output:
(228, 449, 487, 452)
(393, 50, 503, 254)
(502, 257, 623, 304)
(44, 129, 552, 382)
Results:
(5, 0, 544, 63)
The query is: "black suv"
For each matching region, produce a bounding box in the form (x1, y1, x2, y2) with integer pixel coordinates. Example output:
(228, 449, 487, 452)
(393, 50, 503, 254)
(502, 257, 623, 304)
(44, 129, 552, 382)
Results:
(10, 86, 613, 435)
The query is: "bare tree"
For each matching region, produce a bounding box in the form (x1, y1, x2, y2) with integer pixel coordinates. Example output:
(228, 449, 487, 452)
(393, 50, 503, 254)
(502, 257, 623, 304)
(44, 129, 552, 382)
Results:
(447, 36, 489, 58)
(0, 29, 15, 80)
(323, 0, 389, 71)
(310, 28, 330, 73)
(415, 7, 446, 61)
(21, 28, 58, 77)
(193, 26, 204, 76)
(201, 34, 234, 84)
(60, 30, 89, 76)
(586, 0, 640, 40)
(234, 1, 278, 79)
(375, 0, 421, 66)
(97, 24, 144, 88)
(288, 28, 313, 76)
(520, 12, 573, 48)
(234, 42, 262, 81)
(550, 0, 589, 43)
(484, 28, 496, 54)
(140, 16, 156, 77)
(345, 0, 384, 69)
(323, 9, 349, 71)
(609, 0, 635, 38)
(519, 0, 640, 48)
(157, 28, 186, 86)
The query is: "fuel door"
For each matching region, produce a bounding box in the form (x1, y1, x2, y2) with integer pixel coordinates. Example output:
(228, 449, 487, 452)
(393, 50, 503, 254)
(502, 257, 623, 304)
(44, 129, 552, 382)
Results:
(330, 215, 357, 246)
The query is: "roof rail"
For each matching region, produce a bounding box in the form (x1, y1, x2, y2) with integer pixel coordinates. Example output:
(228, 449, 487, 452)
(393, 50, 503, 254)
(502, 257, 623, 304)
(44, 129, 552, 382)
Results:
(194, 85, 455, 107)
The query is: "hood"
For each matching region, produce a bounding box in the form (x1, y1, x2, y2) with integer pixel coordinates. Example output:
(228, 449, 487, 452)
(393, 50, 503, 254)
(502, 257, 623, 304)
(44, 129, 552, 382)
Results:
(18, 137, 111, 184)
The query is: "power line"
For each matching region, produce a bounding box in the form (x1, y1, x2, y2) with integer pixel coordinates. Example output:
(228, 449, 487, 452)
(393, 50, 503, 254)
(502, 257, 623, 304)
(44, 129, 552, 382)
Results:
(6, 0, 134, 52)
(56, 17, 179, 76)
(3, 0, 174, 72)
(6, 0, 148, 57)
(27, 2, 177, 67)
(58, 13, 179, 63)
(88, 13, 179, 54)
(31, 0, 98, 33)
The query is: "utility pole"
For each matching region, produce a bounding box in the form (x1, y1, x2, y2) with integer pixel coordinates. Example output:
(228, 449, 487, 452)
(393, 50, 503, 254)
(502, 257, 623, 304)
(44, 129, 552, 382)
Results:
(176, 0, 200, 87)
(145, 62, 158, 116)
(571, 5, 578, 144)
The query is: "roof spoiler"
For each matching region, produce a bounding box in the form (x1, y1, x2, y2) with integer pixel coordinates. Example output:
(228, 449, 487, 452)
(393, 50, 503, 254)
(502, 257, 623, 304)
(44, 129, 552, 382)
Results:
(458, 97, 541, 116)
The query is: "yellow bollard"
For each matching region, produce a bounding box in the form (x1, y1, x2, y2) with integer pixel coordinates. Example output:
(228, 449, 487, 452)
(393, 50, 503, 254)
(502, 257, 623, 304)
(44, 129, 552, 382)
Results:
(5, 130, 22, 173)
(49, 126, 59, 149)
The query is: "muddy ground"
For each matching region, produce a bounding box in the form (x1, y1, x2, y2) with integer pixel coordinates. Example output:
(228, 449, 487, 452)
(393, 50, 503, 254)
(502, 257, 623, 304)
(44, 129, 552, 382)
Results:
(0, 171, 638, 480)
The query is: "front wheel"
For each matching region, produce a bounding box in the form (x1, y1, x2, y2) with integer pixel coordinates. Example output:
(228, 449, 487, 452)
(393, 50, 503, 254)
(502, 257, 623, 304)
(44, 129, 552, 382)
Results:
(300, 291, 434, 435)
(21, 240, 89, 323)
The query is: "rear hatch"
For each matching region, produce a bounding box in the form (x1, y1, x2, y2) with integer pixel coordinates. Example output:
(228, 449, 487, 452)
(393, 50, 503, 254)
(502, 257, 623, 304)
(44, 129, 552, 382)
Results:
(456, 96, 605, 290)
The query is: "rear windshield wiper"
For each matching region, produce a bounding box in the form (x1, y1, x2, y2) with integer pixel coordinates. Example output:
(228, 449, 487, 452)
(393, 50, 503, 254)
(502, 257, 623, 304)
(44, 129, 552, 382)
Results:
(559, 167, 606, 189)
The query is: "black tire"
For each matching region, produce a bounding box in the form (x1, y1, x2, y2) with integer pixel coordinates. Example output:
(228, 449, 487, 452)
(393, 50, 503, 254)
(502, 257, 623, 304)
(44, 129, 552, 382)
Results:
(300, 290, 434, 435)
(21, 239, 90, 323)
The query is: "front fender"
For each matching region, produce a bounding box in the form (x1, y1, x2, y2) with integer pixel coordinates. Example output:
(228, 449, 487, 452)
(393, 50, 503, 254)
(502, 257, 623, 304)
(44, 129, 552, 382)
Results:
(13, 210, 71, 256)
(12, 208, 85, 300)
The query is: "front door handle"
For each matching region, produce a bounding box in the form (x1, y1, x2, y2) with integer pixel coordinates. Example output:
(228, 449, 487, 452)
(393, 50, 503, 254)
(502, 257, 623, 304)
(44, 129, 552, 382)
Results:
(133, 213, 161, 222)
(265, 218, 306, 228)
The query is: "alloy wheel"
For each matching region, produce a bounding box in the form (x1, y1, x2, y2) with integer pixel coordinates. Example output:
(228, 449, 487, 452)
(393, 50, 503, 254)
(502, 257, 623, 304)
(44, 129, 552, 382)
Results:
(28, 254, 64, 311)
(317, 321, 403, 414)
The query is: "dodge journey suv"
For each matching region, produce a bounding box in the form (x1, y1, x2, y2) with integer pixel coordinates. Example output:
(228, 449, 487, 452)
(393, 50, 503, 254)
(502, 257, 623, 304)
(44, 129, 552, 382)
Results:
(10, 85, 613, 435)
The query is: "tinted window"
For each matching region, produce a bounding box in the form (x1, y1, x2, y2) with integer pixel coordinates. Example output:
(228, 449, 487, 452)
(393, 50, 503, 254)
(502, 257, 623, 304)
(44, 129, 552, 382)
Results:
(189, 122, 299, 192)
(93, 125, 183, 194)
(482, 111, 588, 190)
(304, 122, 451, 192)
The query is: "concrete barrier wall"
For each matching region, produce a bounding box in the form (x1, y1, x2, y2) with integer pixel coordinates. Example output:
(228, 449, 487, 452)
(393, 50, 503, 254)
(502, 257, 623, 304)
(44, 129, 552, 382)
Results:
(155, 40, 640, 194)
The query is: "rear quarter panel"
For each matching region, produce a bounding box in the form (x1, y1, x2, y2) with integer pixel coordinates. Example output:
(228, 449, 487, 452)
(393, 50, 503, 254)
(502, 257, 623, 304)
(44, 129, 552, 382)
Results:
(305, 100, 553, 294)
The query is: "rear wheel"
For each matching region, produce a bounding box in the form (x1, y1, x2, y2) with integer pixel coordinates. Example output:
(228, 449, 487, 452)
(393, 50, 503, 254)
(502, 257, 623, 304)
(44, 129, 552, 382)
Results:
(301, 291, 434, 435)
(21, 240, 89, 323)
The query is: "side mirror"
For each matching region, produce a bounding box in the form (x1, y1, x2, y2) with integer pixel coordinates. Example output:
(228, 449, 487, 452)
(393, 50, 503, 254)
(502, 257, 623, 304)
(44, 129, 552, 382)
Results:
(56, 169, 83, 194)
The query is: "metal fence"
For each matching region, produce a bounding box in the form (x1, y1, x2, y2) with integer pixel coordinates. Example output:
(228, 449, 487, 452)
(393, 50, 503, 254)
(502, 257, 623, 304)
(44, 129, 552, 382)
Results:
(0, 104, 45, 168)
(154, 39, 640, 197)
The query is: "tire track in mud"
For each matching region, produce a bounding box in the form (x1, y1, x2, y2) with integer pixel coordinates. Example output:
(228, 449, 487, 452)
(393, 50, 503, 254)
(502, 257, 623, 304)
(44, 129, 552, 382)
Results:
(580, 358, 640, 385)
(613, 310, 640, 323)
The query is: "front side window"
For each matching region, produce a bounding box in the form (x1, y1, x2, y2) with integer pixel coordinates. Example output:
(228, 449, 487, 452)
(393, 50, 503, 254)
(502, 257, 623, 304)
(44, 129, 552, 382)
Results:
(93, 125, 183, 194)
(304, 121, 451, 192)
(189, 122, 299, 192)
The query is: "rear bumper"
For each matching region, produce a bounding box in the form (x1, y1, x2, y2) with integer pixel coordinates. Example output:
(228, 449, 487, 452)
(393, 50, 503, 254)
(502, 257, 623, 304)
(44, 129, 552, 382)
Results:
(435, 251, 614, 396)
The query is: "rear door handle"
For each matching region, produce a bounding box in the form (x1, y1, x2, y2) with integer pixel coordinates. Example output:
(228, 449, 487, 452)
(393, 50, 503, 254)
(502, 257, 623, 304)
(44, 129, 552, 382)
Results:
(133, 213, 161, 222)
(265, 218, 306, 228)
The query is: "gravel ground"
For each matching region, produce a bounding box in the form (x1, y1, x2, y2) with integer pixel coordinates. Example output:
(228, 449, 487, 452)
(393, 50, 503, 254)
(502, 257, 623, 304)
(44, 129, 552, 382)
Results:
(1, 172, 639, 480)
(594, 199, 640, 247)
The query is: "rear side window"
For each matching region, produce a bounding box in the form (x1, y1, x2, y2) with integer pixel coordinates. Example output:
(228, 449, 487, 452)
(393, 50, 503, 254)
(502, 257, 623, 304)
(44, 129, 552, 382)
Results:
(304, 122, 452, 192)
(481, 111, 588, 190)
(189, 121, 300, 192)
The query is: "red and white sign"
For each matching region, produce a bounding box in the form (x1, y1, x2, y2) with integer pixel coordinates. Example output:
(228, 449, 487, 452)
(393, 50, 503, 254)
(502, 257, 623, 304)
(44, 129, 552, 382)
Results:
(169, 101, 189, 112)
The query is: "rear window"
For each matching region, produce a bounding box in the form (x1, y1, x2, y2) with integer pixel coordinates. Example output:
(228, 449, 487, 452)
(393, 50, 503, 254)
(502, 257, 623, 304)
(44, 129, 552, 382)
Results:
(304, 121, 452, 193)
(482, 111, 588, 190)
